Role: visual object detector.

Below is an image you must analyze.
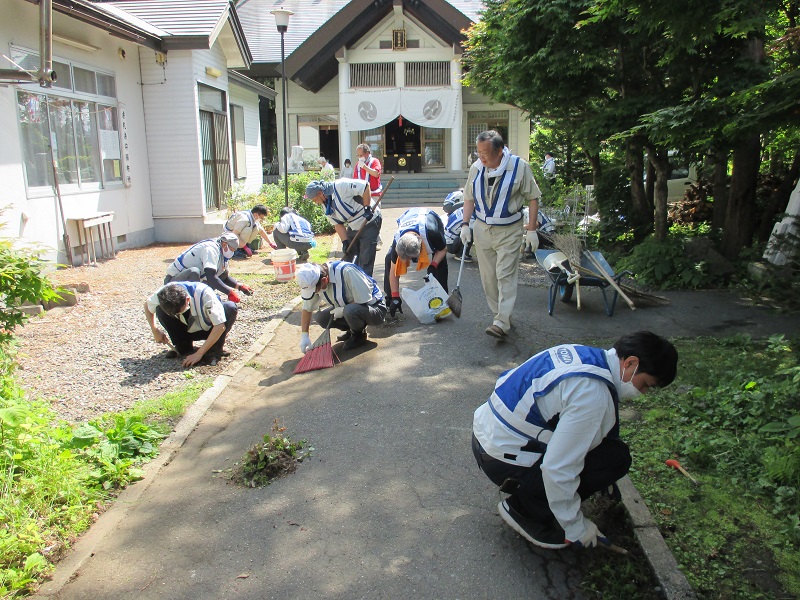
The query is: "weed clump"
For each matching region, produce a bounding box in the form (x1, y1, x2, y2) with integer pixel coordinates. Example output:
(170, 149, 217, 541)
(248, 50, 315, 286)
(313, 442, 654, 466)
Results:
(232, 421, 311, 488)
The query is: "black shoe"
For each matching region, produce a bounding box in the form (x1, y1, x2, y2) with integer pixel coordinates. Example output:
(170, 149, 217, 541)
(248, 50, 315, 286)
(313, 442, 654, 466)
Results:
(201, 354, 221, 366)
(498, 500, 568, 549)
(165, 349, 178, 359)
(342, 330, 367, 350)
(298, 251, 310, 263)
(337, 330, 353, 342)
(602, 482, 622, 502)
(463, 254, 474, 263)
(218, 349, 231, 357)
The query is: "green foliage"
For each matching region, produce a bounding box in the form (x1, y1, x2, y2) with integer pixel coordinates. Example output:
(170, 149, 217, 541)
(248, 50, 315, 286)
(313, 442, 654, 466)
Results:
(0, 239, 59, 344)
(232, 420, 311, 488)
(626, 335, 800, 597)
(592, 163, 635, 243)
(617, 233, 710, 289)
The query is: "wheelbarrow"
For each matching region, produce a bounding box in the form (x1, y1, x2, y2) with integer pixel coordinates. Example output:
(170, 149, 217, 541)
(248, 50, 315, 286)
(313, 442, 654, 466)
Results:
(535, 249, 633, 317)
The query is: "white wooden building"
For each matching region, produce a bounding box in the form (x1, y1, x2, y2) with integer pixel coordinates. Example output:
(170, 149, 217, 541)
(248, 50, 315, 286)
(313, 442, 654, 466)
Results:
(0, 0, 275, 262)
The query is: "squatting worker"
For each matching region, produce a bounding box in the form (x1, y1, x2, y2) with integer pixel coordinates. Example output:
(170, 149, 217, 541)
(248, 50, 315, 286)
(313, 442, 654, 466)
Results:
(145, 281, 238, 367)
(461, 130, 542, 339)
(223, 204, 277, 257)
(296, 261, 387, 352)
(472, 331, 678, 549)
(305, 178, 382, 277)
(383, 207, 449, 318)
(164, 233, 252, 304)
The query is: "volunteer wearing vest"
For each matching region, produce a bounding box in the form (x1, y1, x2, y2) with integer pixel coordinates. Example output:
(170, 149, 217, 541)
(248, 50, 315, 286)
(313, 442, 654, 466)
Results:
(383, 208, 449, 318)
(164, 233, 252, 304)
(354, 143, 383, 196)
(305, 178, 382, 277)
(442, 190, 474, 263)
(296, 261, 387, 352)
(472, 331, 678, 550)
(461, 130, 542, 339)
(223, 204, 277, 258)
(273, 207, 316, 262)
(145, 281, 238, 367)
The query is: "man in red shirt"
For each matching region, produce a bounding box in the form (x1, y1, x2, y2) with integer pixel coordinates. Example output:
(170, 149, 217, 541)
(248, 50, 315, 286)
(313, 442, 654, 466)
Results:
(354, 143, 383, 196)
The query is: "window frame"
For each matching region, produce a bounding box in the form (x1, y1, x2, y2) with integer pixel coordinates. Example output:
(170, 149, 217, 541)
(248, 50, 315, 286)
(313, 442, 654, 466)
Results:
(230, 103, 247, 180)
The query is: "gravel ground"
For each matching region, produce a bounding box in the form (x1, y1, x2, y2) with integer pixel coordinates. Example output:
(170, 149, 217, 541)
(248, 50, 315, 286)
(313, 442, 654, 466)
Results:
(16, 242, 316, 423)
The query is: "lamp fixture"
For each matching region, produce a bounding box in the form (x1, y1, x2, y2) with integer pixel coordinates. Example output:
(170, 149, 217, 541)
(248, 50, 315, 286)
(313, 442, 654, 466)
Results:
(205, 66, 222, 78)
(52, 33, 100, 53)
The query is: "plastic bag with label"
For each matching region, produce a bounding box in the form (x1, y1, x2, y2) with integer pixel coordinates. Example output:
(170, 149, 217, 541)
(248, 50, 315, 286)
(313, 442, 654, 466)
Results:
(400, 275, 452, 324)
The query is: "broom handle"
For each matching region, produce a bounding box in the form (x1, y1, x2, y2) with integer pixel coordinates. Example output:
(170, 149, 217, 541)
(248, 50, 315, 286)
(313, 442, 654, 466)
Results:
(583, 250, 636, 310)
(455, 237, 468, 287)
(343, 176, 395, 260)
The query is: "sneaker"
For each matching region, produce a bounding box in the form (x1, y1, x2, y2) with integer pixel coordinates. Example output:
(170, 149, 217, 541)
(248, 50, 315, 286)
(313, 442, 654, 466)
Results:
(337, 330, 353, 342)
(498, 500, 569, 549)
(342, 330, 367, 350)
(298, 251, 310, 263)
(164, 349, 179, 359)
(485, 324, 507, 339)
(463, 254, 474, 263)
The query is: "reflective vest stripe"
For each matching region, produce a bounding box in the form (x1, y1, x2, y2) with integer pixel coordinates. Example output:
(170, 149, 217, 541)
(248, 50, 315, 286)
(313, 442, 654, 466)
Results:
(473, 156, 524, 226)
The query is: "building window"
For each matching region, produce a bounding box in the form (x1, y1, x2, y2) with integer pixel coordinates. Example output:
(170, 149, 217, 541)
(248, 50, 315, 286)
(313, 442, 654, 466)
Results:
(405, 62, 450, 87)
(422, 127, 444, 167)
(12, 45, 121, 193)
(467, 110, 509, 163)
(361, 127, 384, 158)
(350, 63, 396, 88)
(298, 115, 339, 166)
(230, 104, 247, 179)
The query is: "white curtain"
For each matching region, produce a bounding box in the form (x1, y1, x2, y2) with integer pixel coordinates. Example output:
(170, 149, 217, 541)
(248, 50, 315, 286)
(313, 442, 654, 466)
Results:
(341, 88, 460, 130)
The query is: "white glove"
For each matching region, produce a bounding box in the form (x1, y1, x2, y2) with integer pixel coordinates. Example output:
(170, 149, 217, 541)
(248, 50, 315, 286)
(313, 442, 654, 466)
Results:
(571, 519, 605, 549)
(332, 307, 344, 319)
(299, 333, 312, 354)
(526, 230, 539, 252)
(460, 226, 472, 246)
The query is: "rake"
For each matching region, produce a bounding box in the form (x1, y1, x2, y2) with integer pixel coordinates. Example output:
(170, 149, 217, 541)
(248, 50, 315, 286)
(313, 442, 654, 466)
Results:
(293, 324, 339, 374)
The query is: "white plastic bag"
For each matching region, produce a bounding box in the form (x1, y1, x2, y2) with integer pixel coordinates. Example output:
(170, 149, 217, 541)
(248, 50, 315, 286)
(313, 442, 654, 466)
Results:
(400, 276, 452, 324)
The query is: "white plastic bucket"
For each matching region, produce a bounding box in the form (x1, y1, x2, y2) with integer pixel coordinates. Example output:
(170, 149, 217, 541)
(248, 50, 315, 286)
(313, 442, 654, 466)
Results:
(271, 248, 298, 282)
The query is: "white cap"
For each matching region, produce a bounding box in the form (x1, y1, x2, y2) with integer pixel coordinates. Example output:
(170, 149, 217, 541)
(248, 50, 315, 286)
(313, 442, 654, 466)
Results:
(296, 263, 321, 300)
(219, 232, 240, 250)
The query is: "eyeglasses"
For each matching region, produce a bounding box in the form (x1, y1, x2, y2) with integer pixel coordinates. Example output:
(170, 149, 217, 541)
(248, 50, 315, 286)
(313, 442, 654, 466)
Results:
(476, 149, 499, 159)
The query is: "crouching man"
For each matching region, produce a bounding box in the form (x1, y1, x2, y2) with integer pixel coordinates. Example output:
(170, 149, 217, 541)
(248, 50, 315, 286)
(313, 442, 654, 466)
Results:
(296, 261, 387, 352)
(145, 281, 237, 367)
(472, 331, 678, 549)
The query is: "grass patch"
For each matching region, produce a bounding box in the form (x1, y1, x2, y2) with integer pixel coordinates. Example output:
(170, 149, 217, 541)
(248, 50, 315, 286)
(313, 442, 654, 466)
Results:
(623, 334, 800, 599)
(230, 420, 312, 488)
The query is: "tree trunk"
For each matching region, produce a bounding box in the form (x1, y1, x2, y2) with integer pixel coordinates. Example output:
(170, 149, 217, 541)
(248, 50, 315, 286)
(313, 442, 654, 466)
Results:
(711, 148, 729, 231)
(721, 133, 761, 259)
(757, 149, 800, 242)
(586, 150, 601, 187)
(646, 145, 671, 241)
(626, 139, 652, 235)
(645, 160, 655, 210)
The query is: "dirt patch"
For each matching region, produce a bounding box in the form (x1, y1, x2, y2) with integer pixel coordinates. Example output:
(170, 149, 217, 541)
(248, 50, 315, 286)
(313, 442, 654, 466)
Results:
(16, 240, 331, 423)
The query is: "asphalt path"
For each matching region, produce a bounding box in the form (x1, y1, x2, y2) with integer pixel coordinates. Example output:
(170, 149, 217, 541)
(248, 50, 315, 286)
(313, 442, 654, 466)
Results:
(36, 207, 800, 600)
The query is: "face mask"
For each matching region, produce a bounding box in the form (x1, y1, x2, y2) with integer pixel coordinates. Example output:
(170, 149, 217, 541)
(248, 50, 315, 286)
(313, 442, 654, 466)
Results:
(619, 364, 641, 399)
(222, 248, 235, 259)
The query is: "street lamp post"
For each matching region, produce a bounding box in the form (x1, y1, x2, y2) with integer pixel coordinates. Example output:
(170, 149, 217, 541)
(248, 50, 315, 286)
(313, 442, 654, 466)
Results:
(271, 7, 293, 207)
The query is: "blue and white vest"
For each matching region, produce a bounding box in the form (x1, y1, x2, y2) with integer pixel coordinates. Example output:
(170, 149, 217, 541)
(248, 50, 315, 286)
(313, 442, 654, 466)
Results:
(325, 187, 366, 226)
(173, 281, 216, 330)
(321, 261, 383, 308)
(286, 214, 314, 243)
(394, 208, 436, 256)
(224, 210, 256, 241)
(472, 154, 524, 226)
(170, 239, 226, 276)
(489, 345, 619, 453)
(444, 207, 466, 245)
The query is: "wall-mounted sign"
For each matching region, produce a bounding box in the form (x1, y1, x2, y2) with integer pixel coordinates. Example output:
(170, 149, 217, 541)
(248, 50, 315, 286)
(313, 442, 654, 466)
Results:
(392, 29, 406, 51)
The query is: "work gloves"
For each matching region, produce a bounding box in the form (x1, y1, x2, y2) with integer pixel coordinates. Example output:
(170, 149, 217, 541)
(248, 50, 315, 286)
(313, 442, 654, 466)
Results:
(242, 245, 253, 257)
(228, 289, 241, 303)
(389, 297, 403, 317)
(239, 284, 253, 296)
(460, 226, 472, 246)
(299, 333, 312, 354)
(341, 239, 350, 255)
(525, 230, 539, 252)
(426, 262, 439, 275)
(569, 519, 607, 549)
(363, 206, 374, 221)
(332, 307, 345, 319)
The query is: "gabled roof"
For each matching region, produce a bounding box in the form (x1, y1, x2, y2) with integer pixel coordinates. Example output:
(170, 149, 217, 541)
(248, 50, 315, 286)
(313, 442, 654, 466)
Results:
(237, 0, 479, 92)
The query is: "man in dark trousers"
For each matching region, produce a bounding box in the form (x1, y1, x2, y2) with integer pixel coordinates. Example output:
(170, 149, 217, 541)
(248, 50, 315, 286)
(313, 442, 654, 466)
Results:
(144, 281, 238, 367)
(472, 331, 678, 549)
(383, 207, 449, 318)
(305, 178, 382, 277)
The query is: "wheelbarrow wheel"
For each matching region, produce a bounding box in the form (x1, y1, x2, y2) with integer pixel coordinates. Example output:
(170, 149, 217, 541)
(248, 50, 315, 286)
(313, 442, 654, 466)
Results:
(559, 282, 574, 303)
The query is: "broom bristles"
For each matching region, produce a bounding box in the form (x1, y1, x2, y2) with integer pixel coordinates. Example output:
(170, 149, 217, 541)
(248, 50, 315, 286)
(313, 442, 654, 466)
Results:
(294, 327, 336, 374)
(446, 287, 463, 318)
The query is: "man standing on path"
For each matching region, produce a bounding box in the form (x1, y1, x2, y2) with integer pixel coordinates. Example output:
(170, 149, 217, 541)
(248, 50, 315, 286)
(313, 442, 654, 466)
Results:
(296, 261, 387, 352)
(354, 142, 383, 197)
(383, 207, 449, 318)
(461, 130, 542, 339)
(164, 233, 253, 304)
(472, 331, 678, 549)
(223, 204, 277, 257)
(305, 178, 382, 277)
(145, 281, 238, 367)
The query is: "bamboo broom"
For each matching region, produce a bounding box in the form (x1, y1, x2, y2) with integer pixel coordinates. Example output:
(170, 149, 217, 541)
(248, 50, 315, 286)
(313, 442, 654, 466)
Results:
(549, 233, 584, 310)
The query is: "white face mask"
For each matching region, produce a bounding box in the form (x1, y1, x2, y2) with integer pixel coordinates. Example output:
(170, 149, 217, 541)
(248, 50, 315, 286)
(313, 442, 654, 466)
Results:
(222, 247, 235, 259)
(619, 364, 641, 399)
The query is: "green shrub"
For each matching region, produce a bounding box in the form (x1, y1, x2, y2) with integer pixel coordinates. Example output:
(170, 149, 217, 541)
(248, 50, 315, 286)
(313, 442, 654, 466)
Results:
(617, 233, 708, 289)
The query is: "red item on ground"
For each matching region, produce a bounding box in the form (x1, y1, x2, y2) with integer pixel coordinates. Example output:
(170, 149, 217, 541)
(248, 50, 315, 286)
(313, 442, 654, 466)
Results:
(243, 245, 253, 257)
(294, 327, 338, 374)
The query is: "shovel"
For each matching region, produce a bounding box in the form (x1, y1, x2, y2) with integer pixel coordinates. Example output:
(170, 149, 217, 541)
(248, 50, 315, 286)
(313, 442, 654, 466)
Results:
(446, 242, 468, 318)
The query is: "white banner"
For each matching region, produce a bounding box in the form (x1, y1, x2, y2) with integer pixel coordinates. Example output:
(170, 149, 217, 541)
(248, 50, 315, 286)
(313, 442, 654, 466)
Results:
(341, 87, 460, 130)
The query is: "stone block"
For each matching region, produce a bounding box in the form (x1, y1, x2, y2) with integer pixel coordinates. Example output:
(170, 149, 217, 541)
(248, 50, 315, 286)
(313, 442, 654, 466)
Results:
(43, 287, 79, 310)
